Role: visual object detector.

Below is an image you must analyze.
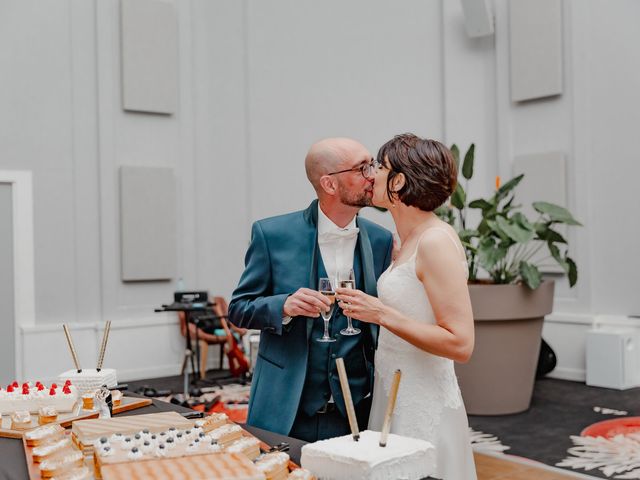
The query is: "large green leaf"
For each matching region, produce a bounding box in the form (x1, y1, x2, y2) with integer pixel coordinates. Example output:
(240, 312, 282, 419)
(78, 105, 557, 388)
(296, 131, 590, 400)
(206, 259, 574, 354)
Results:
(477, 238, 508, 270)
(458, 229, 479, 241)
(477, 219, 491, 236)
(462, 144, 475, 180)
(450, 144, 460, 170)
(496, 216, 535, 243)
(486, 219, 510, 242)
(451, 183, 466, 209)
(533, 202, 582, 226)
(566, 256, 578, 287)
(496, 174, 524, 201)
(548, 242, 569, 272)
(469, 199, 493, 211)
(511, 212, 533, 230)
(535, 224, 567, 244)
(519, 261, 541, 289)
(502, 195, 518, 214)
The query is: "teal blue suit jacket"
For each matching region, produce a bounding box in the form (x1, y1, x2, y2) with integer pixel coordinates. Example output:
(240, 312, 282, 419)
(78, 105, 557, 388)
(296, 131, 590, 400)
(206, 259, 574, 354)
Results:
(229, 200, 393, 435)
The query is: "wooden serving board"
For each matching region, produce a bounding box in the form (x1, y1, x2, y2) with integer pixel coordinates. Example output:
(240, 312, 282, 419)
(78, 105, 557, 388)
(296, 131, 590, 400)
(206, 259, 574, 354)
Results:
(22, 431, 95, 480)
(0, 396, 152, 439)
(72, 411, 193, 450)
(246, 430, 300, 472)
(100, 452, 263, 480)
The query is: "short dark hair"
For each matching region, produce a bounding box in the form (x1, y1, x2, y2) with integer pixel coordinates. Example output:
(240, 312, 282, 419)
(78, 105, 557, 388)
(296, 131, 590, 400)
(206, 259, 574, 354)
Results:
(377, 133, 457, 212)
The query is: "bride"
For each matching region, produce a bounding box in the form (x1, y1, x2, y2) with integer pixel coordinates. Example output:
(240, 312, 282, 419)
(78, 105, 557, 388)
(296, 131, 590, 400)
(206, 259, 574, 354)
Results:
(336, 133, 477, 479)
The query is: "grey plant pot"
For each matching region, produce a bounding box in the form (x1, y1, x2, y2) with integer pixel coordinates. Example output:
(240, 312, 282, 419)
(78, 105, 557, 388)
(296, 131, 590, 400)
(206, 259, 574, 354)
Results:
(455, 280, 555, 415)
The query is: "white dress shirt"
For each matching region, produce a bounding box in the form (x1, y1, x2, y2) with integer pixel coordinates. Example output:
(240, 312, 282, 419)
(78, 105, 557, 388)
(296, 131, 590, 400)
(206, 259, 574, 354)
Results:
(316, 204, 359, 286)
(282, 205, 359, 325)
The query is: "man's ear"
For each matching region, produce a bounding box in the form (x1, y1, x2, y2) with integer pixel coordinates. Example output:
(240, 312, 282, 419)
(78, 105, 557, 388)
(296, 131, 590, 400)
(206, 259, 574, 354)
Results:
(391, 172, 406, 193)
(319, 175, 337, 195)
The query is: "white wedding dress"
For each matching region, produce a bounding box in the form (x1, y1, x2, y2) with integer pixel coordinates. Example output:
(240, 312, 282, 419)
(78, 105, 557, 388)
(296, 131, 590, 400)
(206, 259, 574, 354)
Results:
(369, 228, 477, 480)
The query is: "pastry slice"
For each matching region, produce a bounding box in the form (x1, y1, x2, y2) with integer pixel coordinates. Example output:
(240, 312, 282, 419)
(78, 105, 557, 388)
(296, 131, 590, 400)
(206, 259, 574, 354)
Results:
(11, 410, 32, 430)
(24, 424, 65, 446)
(255, 451, 290, 480)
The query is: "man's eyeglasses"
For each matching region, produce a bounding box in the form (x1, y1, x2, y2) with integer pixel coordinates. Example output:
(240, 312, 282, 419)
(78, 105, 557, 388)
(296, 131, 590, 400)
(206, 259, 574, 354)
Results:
(326, 158, 377, 179)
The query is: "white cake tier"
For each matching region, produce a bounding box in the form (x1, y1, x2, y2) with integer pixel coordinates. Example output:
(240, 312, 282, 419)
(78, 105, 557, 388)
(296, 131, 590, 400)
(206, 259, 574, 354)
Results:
(0, 386, 78, 414)
(301, 430, 435, 480)
(58, 369, 117, 395)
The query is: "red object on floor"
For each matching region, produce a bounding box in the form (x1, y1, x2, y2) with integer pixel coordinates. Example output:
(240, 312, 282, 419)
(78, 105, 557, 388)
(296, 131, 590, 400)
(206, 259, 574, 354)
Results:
(581, 417, 640, 438)
(208, 401, 248, 424)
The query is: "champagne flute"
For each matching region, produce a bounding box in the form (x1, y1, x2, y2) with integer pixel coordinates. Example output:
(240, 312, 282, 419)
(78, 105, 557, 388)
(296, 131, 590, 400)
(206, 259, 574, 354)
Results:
(339, 269, 361, 336)
(317, 277, 337, 343)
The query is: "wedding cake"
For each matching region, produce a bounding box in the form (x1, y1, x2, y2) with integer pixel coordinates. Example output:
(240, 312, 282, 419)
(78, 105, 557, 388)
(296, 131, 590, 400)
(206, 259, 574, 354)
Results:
(300, 430, 435, 480)
(0, 380, 78, 414)
(57, 369, 117, 396)
(58, 321, 117, 396)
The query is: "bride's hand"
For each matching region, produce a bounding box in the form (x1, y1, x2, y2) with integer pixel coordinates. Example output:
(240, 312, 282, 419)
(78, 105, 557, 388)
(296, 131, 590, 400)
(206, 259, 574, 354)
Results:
(335, 288, 387, 325)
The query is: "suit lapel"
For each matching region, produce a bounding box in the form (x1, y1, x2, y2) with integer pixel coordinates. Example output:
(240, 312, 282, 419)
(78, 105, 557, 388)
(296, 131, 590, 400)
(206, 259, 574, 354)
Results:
(306, 201, 320, 340)
(356, 218, 377, 297)
(355, 218, 379, 345)
(303, 205, 379, 342)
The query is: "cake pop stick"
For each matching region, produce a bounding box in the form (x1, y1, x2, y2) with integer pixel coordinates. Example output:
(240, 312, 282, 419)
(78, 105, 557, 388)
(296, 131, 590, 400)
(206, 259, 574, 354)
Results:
(97, 320, 111, 372)
(379, 369, 402, 447)
(62, 324, 82, 373)
(335, 357, 359, 441)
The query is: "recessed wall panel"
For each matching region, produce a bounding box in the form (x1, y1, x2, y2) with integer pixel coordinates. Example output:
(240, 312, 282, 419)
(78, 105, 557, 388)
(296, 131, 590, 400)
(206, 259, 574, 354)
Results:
(0, 184, 15, 383)
(513, 152, 566, 273)
(119, 166, 176, 281)
(121, 0, 178, 114)
(510, 0, 563, 101)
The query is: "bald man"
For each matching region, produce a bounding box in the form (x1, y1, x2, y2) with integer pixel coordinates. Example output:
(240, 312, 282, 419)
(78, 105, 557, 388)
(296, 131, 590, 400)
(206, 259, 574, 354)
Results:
(229, 138, 393, 441)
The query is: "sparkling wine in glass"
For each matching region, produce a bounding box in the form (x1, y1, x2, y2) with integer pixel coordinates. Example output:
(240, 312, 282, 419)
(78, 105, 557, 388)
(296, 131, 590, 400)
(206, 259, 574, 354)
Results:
(317, 277, 336, 343)
(339, 269, 361, 336)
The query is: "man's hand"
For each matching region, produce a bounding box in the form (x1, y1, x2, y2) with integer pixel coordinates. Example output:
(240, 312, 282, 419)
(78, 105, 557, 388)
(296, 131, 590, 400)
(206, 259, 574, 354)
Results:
(283, 288, 331, 318)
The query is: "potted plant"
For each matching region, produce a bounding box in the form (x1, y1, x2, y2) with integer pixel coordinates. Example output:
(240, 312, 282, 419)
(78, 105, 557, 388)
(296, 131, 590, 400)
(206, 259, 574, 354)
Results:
(436, 144, 582, 415)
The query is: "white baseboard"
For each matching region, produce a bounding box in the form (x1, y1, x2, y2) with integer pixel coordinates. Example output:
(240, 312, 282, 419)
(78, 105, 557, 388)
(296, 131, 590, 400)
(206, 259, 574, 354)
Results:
(542, 312, 594, 383)
(547, 367, 586, 382)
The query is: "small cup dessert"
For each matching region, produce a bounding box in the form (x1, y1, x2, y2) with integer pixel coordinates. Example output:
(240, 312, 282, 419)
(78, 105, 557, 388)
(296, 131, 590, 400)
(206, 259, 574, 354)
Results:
(111, 390, 123, 407)
(81, 393, 94, 410)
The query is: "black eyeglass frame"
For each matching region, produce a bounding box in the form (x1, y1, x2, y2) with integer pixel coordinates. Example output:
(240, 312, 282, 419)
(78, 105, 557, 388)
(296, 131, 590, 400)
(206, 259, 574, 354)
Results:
(326, 158, 376, 179)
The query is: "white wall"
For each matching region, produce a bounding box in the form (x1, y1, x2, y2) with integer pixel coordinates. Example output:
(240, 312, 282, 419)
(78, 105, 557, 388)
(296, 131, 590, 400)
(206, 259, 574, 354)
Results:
(1, 0, 638, 383)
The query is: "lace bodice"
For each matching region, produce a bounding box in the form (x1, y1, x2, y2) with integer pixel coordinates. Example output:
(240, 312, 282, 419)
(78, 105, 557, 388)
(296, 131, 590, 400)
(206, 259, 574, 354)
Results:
(373, 239, 465, 442)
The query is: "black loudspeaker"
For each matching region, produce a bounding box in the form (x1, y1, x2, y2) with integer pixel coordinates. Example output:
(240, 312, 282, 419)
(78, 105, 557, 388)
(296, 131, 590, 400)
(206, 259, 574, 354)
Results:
(536, 338, 557, 378)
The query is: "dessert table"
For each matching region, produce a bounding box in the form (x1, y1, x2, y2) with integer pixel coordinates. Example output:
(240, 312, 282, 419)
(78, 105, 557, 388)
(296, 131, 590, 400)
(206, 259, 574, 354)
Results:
(0, 394, 304, 479)
(0, 394, 439, 479)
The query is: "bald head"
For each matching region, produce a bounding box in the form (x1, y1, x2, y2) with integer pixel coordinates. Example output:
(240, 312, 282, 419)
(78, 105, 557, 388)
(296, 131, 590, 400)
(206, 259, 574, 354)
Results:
(305, 138, 368, 192)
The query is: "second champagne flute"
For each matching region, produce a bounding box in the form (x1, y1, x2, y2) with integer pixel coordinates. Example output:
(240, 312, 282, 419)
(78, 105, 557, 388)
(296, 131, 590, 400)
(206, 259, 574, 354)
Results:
(317, 277, 336, 343)
(339, 269, 361, 336)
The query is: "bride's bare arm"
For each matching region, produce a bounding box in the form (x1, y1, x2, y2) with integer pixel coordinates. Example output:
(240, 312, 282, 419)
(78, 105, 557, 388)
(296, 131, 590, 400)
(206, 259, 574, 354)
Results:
(336, 229, 474, 363)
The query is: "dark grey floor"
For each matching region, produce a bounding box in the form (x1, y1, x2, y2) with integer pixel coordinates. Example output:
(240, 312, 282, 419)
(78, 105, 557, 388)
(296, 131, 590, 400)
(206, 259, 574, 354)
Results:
(128, 372, 638, 479)
(468, 377, 640, 479)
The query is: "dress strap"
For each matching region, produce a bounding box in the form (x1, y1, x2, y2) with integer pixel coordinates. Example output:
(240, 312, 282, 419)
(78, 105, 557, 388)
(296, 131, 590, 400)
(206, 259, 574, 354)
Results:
(413, 227, 466, 262)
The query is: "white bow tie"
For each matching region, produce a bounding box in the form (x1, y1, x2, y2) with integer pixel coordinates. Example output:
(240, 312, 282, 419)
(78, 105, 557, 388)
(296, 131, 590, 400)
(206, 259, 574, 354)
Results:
(318, 227, 359, 243)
